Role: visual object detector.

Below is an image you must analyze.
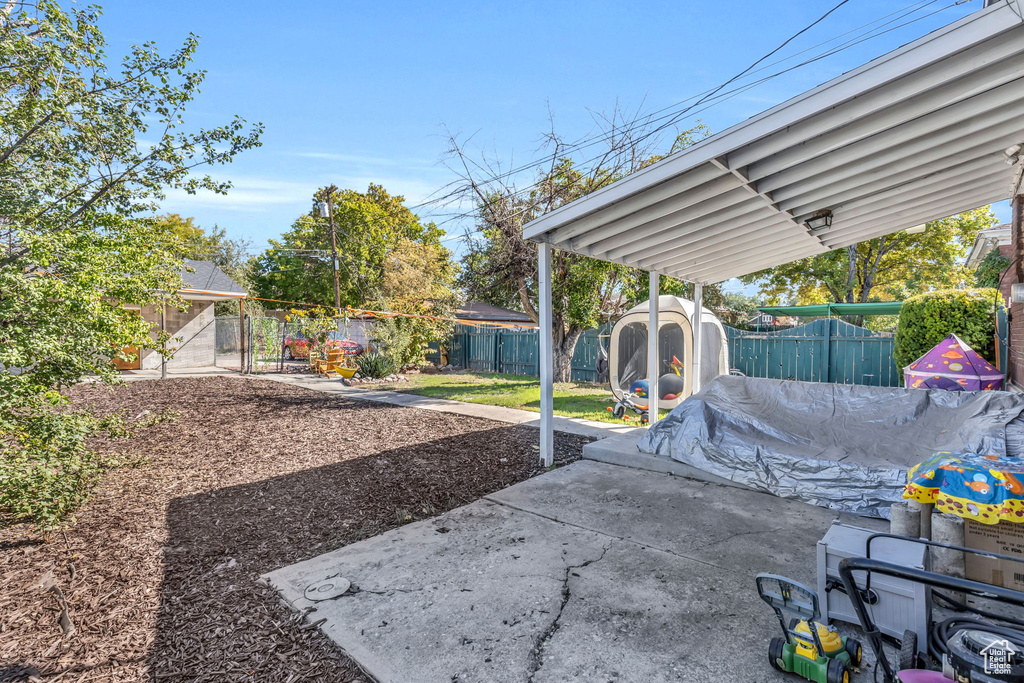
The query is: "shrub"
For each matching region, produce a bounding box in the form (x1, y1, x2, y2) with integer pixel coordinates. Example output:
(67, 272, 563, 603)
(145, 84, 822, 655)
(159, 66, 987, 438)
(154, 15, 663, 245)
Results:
(371, 316, 430, 370)
(0, 405, 176, 532)
(1, 408, 104, 532)
(356, 351, 397, 379)
(894, 288, 1002, 368)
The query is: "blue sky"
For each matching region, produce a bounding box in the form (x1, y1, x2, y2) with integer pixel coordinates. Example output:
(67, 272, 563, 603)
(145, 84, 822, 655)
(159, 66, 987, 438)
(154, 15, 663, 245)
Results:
(96, 0, 1009, 284)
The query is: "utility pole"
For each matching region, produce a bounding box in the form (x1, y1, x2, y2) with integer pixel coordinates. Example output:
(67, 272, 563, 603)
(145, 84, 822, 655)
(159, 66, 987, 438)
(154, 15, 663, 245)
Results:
(320, 185, 342, 311)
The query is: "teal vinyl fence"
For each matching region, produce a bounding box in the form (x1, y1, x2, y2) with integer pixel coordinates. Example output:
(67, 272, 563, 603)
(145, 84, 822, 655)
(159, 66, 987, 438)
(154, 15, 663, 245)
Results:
(571, 326, 609, 383)
(435, 319, 904, 387)
(441, 324, 609, 383)
(725, 318, 900, 387)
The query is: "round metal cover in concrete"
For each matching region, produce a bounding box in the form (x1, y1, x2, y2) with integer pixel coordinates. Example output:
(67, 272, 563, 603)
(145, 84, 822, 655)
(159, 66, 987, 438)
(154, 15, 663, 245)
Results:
(304, 576, 351, 601)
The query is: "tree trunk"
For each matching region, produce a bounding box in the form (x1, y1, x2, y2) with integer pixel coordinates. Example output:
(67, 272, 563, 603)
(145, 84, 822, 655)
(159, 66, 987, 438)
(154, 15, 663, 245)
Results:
(552, 327, 583, 383)
(845, 244, 858, 304)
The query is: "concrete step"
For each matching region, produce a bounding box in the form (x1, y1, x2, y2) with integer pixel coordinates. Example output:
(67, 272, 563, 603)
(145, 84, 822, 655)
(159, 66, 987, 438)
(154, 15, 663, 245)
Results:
(582, 432, 746, 489)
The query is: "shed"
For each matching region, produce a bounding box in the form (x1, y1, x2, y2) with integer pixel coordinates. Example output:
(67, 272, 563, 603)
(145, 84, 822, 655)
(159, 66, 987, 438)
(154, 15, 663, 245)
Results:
(116, 259, 246, 370)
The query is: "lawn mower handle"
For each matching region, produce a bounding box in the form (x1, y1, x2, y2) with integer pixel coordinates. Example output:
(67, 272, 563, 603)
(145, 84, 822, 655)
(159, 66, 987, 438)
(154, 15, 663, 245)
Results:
(860, 532, 1024, 597)
(838, 556, 1024, 683)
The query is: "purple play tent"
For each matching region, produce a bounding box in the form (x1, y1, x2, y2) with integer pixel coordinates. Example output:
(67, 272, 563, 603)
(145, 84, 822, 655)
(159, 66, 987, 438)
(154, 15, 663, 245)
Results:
(904, 333, 1003, 391)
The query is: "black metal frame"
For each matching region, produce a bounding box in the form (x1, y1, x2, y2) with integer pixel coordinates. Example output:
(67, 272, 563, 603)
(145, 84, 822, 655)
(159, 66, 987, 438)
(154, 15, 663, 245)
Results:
(862, 533, 1024, 595)
(837, 556, 1024, 682)
(824, 533, 1024, 623)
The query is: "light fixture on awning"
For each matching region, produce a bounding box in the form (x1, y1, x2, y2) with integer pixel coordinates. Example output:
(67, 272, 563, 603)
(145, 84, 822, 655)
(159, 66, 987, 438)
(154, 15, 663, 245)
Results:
(805, 210, 833, 233)
(1004, 144, 1021, 165)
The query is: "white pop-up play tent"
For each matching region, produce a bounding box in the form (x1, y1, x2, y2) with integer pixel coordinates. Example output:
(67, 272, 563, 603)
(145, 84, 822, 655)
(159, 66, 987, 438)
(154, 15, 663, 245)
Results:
(610, 295, 729, 409)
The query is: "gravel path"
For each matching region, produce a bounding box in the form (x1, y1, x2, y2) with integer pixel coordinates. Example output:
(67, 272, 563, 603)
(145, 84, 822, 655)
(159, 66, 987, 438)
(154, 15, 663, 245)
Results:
(0, 376, 589, 682)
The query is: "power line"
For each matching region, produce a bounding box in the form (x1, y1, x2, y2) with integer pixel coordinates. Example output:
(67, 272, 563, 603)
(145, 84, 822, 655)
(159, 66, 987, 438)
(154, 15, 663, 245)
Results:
(411, 0, 957, 222)
(421, 0, 968, 236)
(641, 0, 856, 140)
(414, 0, 945, 211)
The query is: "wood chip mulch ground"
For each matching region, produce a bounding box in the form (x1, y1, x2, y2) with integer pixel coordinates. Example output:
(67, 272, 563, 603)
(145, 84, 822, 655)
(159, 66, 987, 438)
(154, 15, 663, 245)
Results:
(0, 376, 590, 683)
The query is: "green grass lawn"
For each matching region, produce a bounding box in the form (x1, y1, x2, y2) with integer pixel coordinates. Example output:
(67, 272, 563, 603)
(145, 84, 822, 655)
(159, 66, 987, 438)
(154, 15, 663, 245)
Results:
(369, 371, 665, 424)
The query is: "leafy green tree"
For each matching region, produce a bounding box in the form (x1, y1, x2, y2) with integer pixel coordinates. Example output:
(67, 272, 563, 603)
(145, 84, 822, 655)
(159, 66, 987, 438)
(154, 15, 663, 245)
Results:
(622, 275, 724, 311)
(449, 121, 714, 381)
(721, 291, 761, 316)
(715, 291, 762, 326)
(156, 213, 255, 313)
(740, 209, 997, 318)
(458, 240, 522, 311)
(0, 2, 261, 530)
(252, 184, 448, 310)
(369, 237, 462, 368)
(974, 247, 1011, 288)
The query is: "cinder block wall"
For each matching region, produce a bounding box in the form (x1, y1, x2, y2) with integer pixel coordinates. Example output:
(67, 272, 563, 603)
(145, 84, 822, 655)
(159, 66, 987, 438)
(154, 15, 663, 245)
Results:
(139, 301, 216, 369)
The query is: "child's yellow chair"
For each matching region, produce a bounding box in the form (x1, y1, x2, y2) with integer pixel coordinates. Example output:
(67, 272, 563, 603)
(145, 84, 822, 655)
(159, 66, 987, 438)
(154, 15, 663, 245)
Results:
(319, 349, 347, 377)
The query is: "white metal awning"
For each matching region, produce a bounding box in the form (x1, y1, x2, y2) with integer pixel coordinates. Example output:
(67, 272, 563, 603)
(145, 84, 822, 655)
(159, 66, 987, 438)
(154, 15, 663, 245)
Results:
(523, 0, 1024, 284)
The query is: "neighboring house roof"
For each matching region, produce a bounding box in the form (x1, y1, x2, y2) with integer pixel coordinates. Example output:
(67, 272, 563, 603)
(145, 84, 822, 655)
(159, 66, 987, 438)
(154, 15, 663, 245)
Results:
(456, 300, 535, 324)
(179, 259, 247, 301)
(965, 223, 1011, 270)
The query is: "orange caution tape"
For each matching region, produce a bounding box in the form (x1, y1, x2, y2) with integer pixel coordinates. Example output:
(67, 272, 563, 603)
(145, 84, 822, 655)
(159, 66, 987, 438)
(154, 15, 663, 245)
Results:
(176, 288, 537, 330)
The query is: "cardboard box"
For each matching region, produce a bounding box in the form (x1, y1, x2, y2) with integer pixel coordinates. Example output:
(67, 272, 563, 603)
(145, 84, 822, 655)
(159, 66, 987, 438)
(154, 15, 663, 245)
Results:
(964, 520, 1024, 591)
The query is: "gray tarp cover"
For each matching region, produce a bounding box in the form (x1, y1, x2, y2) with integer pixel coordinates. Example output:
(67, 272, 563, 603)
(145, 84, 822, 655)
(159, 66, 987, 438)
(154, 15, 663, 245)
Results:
(636, 376, 1024, 517)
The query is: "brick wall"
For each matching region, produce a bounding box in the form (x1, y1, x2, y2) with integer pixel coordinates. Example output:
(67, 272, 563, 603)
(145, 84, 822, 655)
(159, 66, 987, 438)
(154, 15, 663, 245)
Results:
(1010, 301, 1024, 386)
(139, 300, 216, 369)
(998, 244, 1014, 302)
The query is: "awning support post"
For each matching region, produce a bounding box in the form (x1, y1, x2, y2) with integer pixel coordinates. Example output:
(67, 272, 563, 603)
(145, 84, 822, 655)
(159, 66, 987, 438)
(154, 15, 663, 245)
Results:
(239, 298, 246, 375)
(538, 242, 554, 467)
(648, 272, 660, 426)
(692, 283, 703, 394)
(160, 302, 167, 380)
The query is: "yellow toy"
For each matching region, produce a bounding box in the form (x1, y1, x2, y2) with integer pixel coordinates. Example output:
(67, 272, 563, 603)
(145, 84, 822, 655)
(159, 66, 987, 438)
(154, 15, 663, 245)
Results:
(756, 574, 862, 683)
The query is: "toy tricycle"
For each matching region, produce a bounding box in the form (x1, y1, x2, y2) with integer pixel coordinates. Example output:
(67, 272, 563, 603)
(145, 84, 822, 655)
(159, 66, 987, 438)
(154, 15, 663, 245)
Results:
(756, 574, 862, 683)
(607, 379, 650, 424)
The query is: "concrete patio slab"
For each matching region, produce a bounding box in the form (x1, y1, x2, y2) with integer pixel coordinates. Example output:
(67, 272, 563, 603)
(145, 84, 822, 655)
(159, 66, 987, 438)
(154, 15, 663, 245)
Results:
(263, 460, 885, 682)
(487, 459, 884, 577)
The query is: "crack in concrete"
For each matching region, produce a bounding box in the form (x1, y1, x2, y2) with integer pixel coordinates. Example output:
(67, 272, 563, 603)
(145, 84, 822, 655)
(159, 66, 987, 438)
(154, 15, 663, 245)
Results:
(691, 525, 789, 552)
(350, 585, 424, 596)
(484, 497, 730, 573)
(526, 543, 611, 682)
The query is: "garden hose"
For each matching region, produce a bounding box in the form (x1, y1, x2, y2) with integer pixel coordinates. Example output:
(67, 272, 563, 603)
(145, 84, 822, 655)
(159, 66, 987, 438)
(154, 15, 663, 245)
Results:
(928, 616, 1024, 661)
(931, 589, 1024, 630)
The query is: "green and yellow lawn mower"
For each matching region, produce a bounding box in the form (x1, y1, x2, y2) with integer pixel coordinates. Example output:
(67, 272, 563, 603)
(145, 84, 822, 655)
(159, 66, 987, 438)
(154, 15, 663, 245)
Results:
(756, 574, 863, 683)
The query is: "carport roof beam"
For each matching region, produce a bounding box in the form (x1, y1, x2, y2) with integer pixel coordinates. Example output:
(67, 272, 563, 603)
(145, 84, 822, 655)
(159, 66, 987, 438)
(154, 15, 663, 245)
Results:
(522, 1, 1024, 285)
(758, 302, 904, 317)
